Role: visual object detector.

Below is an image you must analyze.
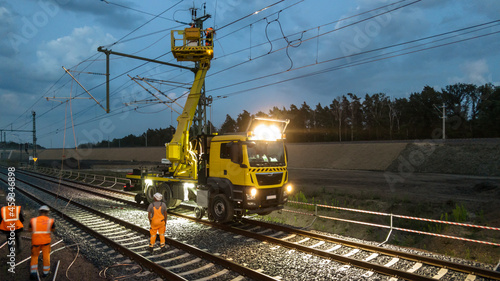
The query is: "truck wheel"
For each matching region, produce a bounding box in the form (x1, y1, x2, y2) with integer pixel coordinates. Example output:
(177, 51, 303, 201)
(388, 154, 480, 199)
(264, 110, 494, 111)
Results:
(194, 206, 205, 219)
(211, 194, 234, 223)
(158, 183, 181, 209)
(145, 184, 157, 203)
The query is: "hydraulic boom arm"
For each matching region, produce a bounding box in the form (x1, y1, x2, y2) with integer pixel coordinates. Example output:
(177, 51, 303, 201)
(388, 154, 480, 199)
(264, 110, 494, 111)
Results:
(166, 28, 214, 178)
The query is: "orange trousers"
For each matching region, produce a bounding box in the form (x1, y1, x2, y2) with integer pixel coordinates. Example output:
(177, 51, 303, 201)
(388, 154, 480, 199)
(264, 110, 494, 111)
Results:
(149, 225, 165, 247)
(31, 244, 51, 275)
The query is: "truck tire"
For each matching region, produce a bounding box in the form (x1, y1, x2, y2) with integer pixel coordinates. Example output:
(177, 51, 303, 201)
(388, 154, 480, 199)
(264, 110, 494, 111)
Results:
(210, 194, 234, 223)
(158, 183, 181, 209)
(145, 184, 158, 203)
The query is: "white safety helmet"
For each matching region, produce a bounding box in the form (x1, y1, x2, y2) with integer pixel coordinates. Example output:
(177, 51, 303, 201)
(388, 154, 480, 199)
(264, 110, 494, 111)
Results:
(153, 193, 163, 201)
(39, 205, 50, 212)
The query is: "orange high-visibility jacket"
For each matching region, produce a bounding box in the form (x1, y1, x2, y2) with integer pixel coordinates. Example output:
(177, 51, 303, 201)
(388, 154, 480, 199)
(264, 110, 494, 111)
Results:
(30, 216, 54, 245)
(0, 206, 23, 231)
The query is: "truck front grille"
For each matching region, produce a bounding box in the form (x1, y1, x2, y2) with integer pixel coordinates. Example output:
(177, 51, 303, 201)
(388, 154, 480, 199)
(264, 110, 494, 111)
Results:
(255, 172, 283, 186)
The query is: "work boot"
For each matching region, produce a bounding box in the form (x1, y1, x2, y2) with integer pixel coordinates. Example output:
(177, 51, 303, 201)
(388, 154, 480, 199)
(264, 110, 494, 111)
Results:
(160, 246, 167, 253)
(148, 246, 154, 254)
(42, 271, 50, 278)
(30, 273, 37, 280)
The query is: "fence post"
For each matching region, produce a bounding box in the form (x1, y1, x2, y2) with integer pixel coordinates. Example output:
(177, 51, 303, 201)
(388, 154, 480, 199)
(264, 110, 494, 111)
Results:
(378, 213, 393, 246)
(302, 203, 318, 230)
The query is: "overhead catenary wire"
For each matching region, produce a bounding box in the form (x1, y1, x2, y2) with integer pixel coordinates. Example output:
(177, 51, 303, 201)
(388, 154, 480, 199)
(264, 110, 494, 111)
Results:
(81, 0, 418, 110)
(2, 1, 194, 137)
(216, 0, 287, 31)
(32, 0, 464, 140)
(37, 24, 500, 141)
(3, 0, 400, 133)
(210, 29, 500, 100)
(208, 19, 500, 95)
(208, 0, 423, 79)
(102, 0, 179, 23)
(10, 1, 498, 145)
(103, 0, 183, 47)
(5, 0, 395, 134)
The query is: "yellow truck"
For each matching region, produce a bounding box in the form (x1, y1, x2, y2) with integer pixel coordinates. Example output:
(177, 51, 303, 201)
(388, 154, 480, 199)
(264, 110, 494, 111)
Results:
(127, 27, 292, 222)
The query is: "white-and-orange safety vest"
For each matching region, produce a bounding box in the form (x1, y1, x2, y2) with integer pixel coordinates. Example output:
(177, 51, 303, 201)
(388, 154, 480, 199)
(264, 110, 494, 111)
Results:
(31, 216, 54, 245)
(0, 206, 23, 231)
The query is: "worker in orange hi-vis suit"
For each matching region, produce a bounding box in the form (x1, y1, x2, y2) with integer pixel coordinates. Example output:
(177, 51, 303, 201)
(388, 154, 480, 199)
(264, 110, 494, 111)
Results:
(0, 203, 25, 253)
(147, 193, 168, 254)
(29, 205, 55, 280)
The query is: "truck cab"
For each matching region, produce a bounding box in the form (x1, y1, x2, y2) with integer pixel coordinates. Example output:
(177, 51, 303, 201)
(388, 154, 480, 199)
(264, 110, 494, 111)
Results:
(197, 118, 292, 221)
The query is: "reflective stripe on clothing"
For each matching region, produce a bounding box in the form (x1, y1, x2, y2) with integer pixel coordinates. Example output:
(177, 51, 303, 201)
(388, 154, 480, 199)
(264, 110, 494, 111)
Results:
(31, 244, 51, 275)
(0, 206, 23, 231)
(150, 225, 166, 246)
(31, 216, 54, 245)
(1, 206, 20, 221)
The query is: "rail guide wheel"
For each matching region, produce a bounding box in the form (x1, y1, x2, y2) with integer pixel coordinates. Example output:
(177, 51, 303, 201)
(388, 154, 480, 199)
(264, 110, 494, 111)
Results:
(194, 206, 205, 219)
(135, 193, 146, 205)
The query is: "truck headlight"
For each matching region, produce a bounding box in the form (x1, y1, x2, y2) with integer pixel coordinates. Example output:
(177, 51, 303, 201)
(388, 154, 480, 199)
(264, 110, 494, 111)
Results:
(246, 188, 257, 200)
(283, 184, 292, 196)
(145, 179, 153, 187)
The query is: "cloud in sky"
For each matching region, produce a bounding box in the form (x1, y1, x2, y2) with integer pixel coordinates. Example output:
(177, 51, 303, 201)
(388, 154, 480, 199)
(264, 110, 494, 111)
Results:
(34, 26, 116, 79)
(1, 0, 500, 148)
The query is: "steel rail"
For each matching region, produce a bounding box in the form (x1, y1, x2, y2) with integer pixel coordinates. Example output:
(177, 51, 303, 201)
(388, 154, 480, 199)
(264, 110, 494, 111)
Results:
(0, 170, 278, 281)
(172, 212, 432, 281)
(16, 169, 142, 208)
(21, 168, 136, 197)
(15, 168, 500, 280)
(241, 217, 500, 280)
(0, 177, 186, 281)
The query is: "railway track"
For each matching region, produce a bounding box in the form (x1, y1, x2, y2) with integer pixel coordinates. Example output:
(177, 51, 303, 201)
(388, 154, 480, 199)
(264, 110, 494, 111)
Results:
(0, 168, 276, 281)
(10, 167, 500, 280)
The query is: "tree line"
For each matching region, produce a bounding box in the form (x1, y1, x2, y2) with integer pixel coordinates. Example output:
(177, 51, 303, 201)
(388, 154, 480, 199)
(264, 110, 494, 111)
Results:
(84, 82, 499, 147)
(220, 83, 500, 142)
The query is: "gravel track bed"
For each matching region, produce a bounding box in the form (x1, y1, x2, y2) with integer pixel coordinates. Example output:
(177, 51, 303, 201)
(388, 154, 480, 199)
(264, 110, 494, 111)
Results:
(0, 172, 159, 281)
(164, 215, 394, 280)
(12, 171, 499, 280)
(253, 220, 499, 279)
(12, 173, 251, 280)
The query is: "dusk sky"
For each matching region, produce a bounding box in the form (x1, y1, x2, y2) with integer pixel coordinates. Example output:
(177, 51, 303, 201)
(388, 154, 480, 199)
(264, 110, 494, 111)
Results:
(1, 0, 499, 148)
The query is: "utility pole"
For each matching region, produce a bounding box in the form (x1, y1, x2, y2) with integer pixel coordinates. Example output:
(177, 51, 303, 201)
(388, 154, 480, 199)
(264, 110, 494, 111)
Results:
(441, 103, 446, 140)
(32, 111, 37, 168)
(434, 103, 446, 140)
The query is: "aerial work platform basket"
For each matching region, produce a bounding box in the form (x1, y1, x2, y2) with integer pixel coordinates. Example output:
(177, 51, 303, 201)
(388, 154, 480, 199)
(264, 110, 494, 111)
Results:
(171, 28, 214, 62)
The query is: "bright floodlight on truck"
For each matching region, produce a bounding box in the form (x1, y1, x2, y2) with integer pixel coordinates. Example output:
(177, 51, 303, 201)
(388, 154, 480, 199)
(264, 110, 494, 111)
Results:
(247, 117, 289, 141)
(145, 179, 153, 187)
(251, 124, 282, 141)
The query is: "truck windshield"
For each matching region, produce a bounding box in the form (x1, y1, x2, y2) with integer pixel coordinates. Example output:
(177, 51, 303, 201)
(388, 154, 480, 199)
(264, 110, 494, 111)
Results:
(247, 141, 285, 167)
